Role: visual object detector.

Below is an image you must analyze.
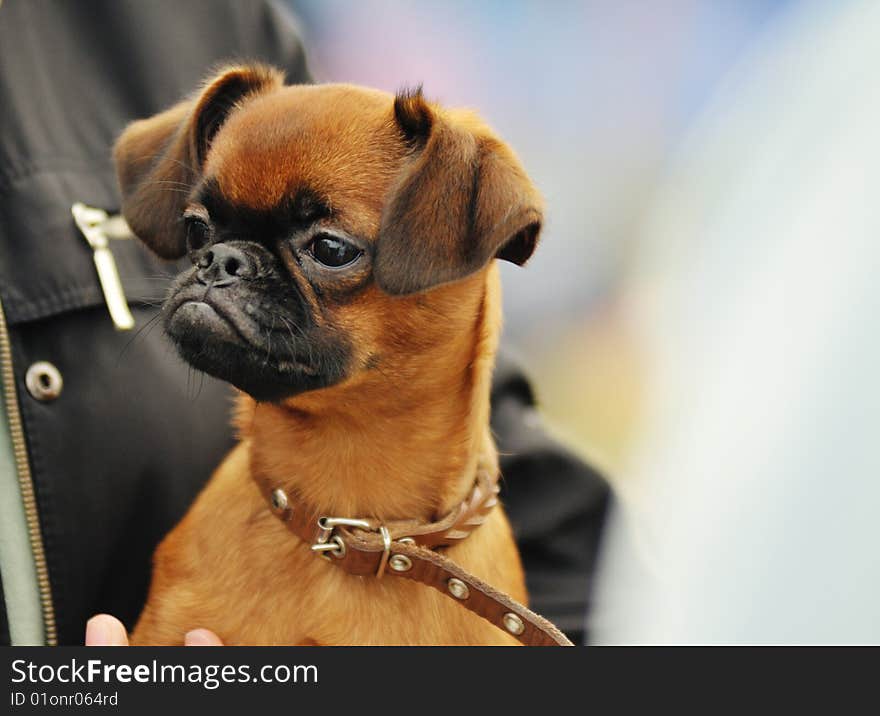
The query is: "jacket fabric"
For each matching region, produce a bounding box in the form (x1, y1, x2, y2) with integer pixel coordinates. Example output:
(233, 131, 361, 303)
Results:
(0, 0, 609, 646)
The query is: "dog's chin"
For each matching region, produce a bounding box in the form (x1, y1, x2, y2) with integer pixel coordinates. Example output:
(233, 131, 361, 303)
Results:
(166, 301, 328, 403)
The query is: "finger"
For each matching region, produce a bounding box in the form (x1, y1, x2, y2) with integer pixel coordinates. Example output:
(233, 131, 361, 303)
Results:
(85, 614, 129, 646)
(184, 628, 224, 646)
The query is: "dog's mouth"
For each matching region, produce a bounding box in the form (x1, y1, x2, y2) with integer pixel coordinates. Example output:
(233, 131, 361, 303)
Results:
(164, 288, 324, 401)
(170, 299, 244, 346)
(169, 296, 319, 374)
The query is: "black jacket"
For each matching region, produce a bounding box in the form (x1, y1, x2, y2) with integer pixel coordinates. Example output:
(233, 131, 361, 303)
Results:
(0, 0, 608, 646)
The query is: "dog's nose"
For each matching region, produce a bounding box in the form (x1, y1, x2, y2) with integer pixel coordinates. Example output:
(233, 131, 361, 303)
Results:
(195, 243, 256, 287)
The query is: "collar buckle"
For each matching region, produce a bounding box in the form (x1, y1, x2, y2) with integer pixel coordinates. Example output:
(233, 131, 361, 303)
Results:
(310, 516, 372, 561)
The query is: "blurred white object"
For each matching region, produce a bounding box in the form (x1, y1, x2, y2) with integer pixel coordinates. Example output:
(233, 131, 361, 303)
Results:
(593, 0, 880, 644)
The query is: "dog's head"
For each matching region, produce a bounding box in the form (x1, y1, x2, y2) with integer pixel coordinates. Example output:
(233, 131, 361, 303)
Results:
(114, 65, 543, 402)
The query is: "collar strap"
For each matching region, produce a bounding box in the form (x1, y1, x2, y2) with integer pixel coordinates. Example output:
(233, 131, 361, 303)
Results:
(258, 467, 573, 646)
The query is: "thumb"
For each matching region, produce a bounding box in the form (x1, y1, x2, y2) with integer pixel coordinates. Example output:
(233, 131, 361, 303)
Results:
(184, 628, 224, 646)
(85, 614, 130, 646)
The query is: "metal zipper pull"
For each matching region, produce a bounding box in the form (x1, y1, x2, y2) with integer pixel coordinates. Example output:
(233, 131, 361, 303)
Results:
(71, 202, 135, 331)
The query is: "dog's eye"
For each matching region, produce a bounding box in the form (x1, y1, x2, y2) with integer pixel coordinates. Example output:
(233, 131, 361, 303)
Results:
(185, 218, 212, 252)
(309, 234, 362, 268)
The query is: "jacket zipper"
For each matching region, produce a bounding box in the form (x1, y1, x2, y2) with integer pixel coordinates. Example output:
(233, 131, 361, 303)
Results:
(0, 300, 57, 645)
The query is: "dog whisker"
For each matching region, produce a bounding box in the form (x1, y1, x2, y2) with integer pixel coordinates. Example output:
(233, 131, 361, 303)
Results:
(115, 309, 166, 366)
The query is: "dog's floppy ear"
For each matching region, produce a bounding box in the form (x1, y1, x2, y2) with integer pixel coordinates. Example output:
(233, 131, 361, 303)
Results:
(113, 64, 284, 259)
(374, 89, 543, 295)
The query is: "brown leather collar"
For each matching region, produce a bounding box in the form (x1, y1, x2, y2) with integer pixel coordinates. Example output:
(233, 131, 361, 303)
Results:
(256, 467, 574, 646)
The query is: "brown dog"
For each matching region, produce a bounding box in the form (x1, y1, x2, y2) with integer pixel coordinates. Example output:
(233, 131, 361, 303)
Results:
(114, 64, 545, 645)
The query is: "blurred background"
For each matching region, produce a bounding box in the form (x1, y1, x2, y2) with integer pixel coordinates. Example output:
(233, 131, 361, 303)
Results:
(290, 0, 797, 474)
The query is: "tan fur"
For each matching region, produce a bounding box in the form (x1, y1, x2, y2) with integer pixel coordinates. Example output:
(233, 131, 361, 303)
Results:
(117, 66, 541, 646)
(131, 266, 525, 645)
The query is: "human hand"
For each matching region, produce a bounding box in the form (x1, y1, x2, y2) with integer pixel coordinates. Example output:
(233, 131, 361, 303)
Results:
(85, 614, 223, 646)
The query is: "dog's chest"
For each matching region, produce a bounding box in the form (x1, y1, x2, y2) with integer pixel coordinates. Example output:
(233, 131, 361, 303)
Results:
(145, 443, 523, 645)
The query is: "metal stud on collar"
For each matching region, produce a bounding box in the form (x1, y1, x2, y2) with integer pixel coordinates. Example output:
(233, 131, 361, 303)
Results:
(503, 612, 525, 636)
(389, 554, 412, 572)
(271, 489, 289, 512)
(447, 578, 469, 600)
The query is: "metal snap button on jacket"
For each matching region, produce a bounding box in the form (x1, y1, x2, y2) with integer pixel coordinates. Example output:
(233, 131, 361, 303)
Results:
(25, 361, 63, 402)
